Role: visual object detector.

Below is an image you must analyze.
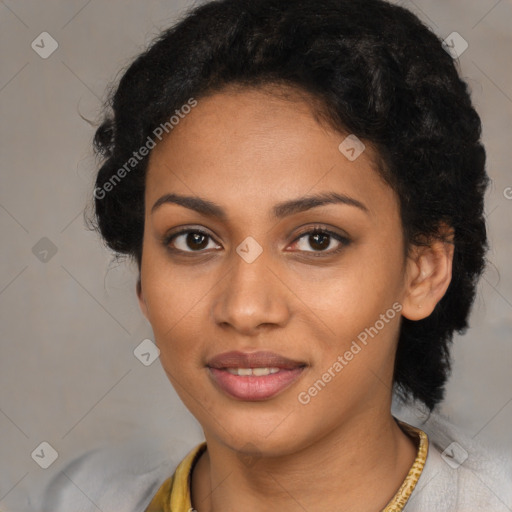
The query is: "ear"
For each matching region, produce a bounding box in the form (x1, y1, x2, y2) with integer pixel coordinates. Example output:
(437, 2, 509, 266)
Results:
(136, 277, 149, 320)
(401, 224, 455, 321)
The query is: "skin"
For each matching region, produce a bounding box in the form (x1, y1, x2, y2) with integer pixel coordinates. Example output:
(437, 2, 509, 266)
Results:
(137, 84, 454, 512)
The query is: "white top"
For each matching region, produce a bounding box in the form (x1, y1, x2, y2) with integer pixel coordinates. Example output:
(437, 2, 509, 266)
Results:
(37, 401, 512, 511)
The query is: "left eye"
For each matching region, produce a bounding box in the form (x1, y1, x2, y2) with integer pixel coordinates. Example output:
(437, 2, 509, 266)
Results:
(291, 229, 349, 254)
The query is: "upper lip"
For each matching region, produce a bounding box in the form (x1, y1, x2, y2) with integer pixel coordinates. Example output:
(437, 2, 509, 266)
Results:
(207, 351, 306, 370)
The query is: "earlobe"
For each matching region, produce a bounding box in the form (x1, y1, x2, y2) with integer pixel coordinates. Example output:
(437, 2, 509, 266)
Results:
(401, 228, 455, 321)
(136, 278, 149, 320)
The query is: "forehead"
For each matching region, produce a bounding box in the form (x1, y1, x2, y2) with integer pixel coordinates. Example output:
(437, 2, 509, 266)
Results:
(145, 85, 395, 219)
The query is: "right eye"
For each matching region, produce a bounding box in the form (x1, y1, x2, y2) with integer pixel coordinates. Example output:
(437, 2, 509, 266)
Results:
(164, 228, 222, 253)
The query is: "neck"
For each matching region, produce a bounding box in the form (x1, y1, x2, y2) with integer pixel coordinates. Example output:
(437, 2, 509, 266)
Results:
(191, 409, 418, 512)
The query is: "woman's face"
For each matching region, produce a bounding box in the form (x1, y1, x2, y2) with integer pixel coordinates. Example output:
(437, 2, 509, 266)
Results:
(138, 85, 415, 456)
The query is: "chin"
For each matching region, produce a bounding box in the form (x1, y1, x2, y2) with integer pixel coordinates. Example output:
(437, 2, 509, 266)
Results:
(204, 404, 314, 455)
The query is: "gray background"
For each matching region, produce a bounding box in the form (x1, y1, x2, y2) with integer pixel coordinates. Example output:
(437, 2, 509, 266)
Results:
(1, 0, 511, 509)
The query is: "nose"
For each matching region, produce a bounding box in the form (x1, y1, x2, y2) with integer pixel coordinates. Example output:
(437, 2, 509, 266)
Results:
(211, 246, 291, 336)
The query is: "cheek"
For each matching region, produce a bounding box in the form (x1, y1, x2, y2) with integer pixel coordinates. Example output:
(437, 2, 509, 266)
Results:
(297, 241, 404, 327)
(140, 251, 208, 365)
(292, 242, 405, 385)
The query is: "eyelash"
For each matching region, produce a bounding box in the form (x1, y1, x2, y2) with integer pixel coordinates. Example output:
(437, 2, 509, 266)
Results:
(163, 225, 351, 257)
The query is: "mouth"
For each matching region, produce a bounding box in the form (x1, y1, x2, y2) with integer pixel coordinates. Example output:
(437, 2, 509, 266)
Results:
(206, 351, 307, 401)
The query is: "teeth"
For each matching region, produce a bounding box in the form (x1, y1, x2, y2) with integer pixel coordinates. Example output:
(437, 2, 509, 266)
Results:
(253, 368, 268, 376)
(225, 367, 281, 376)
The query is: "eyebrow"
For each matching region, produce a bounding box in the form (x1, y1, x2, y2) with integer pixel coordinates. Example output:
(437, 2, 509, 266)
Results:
(151, 191, 369, 219)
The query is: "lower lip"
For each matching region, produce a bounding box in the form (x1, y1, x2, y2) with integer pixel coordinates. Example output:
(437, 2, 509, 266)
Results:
(208, 367, 305, 401)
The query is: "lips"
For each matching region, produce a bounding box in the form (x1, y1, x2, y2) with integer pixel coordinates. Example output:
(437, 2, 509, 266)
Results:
(207, 350, 306, 370)
(206, 351, 307, 401)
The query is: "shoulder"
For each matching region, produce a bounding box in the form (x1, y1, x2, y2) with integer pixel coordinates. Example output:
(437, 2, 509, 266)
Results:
(39, 436, 191, 512)
(394, 401, 512, 511)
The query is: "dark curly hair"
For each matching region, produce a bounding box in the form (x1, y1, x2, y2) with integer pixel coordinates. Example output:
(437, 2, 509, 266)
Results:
(90, 0, 489, 411)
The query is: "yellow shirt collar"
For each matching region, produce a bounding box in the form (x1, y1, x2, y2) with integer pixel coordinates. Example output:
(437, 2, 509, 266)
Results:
(145, 420, 428, 512)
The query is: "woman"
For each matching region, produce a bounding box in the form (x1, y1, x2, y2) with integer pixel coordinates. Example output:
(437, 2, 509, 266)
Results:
(42, 0, 512, 510)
